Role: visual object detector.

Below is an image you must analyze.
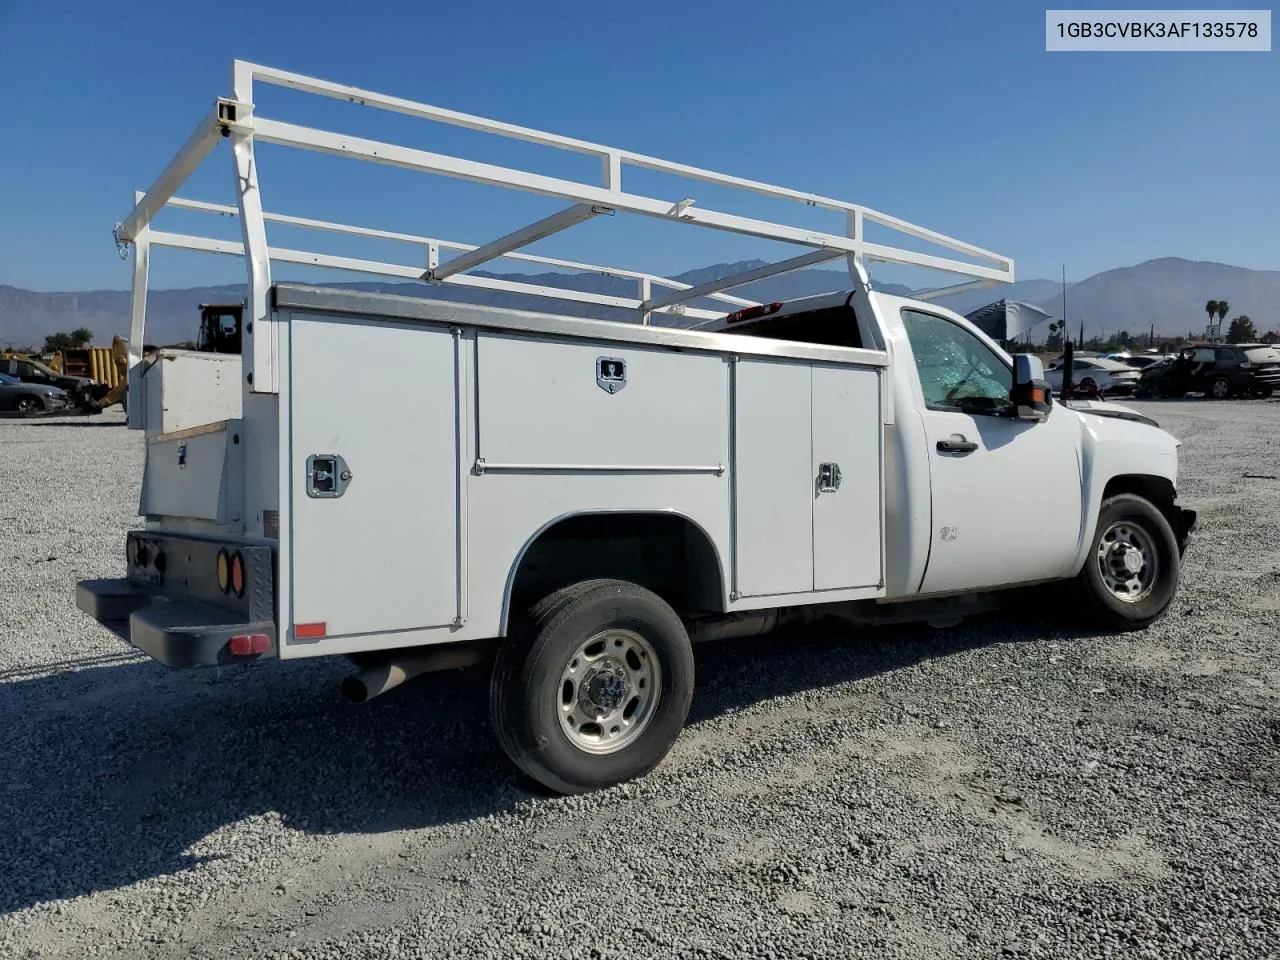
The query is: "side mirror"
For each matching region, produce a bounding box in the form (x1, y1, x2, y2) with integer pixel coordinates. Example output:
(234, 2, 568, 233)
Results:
(1010, 354, 1051, 421)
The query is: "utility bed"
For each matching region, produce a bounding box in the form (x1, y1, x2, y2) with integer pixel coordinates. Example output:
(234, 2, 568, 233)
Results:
(82, 282, 890, 660)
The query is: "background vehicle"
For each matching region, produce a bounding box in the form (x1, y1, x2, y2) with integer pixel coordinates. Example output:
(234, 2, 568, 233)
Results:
(1134, 343, 1280, 399)
(1104, 352, 1168, 370)
(75, 61, 1197, 796)
(1, 354, 106, 411)
(1044, 357, 1142, 395)
(196, 303, 245, 354)
(0, 372, 70, 415)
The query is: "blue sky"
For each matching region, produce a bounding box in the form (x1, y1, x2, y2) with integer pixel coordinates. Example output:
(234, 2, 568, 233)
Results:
(1, 0, 1276, 293)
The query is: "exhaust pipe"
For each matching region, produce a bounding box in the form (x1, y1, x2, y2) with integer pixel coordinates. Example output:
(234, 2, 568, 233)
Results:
(341, 641, 493, 704)
(688, 604, 858, 644)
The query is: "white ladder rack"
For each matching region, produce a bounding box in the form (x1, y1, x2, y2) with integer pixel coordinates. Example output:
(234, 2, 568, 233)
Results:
(115, 60, 1014, 394)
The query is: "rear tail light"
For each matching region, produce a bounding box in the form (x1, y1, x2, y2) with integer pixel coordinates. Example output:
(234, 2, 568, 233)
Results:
(229, 552, 245, 597)
(229, 633, 270, 656)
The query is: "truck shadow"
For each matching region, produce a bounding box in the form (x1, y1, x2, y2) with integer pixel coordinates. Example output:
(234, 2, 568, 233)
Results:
(8, 418, 126, 427)
(0, 608, 1101, 914)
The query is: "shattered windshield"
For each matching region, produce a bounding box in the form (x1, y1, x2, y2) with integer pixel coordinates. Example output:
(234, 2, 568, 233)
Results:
(900, 309, 1014, 415)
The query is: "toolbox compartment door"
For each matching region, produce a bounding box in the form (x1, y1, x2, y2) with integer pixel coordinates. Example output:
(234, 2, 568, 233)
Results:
(287, 314, 460, 640)
(732, 359, 884, 598)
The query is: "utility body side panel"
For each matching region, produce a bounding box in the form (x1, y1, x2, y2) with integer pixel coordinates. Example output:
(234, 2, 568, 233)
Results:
(275, 299, 888, 659)
(475, 333, 727, 470)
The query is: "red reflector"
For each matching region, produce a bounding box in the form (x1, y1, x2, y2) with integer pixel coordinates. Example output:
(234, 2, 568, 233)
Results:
(294, 622, 327, 640)
(229, 633, 270, 656)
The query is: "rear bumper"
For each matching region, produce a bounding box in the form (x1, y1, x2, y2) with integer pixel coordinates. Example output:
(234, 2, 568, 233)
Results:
(76, 577, 277, 669)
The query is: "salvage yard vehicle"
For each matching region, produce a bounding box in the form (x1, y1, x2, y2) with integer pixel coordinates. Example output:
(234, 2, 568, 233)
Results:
(1, 355, 106, 412)
(1134, 343, 1280, 400)
(76, 62, 1197, 795)
(1044, 356, 1141, 396)
(0, 372, 70, 415)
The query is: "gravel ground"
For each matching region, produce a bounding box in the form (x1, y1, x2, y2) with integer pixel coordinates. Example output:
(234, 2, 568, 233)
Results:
(2, 400, 1278, 960)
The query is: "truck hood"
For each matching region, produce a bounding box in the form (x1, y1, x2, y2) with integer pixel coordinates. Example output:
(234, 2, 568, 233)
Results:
(1062, 398, 1161, 429)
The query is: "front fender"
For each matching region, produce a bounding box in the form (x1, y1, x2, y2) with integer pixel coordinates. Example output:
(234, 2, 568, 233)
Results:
(1071, 412, 1186, 576)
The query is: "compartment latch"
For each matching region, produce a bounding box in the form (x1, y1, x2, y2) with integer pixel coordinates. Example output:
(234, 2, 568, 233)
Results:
(306, 454, 353, 498)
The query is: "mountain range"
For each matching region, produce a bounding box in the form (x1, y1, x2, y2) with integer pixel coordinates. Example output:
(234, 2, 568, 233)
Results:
(2, 257, 1276, 349)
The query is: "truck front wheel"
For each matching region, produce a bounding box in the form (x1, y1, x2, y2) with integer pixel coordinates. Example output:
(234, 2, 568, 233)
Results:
(1075, 494, 1181, 631)
(490, 578, 695, 795)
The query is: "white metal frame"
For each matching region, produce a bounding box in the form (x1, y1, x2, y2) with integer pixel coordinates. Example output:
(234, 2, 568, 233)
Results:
(115, 60, 1014, 394)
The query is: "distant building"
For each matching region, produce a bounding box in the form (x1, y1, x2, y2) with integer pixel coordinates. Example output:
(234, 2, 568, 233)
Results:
(1260, 330, 1280, 345)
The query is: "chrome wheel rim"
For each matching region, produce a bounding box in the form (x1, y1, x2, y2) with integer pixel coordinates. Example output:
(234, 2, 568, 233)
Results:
(1096, 521, 1158, 603)
(1212, 380, 1229, 398)
(557, 628, 661, 755)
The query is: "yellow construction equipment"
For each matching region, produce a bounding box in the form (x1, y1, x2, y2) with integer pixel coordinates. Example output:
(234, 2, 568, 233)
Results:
(48, 344, 126, 390)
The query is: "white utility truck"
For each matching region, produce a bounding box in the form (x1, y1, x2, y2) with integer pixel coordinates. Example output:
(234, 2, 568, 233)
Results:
(77, 62, 1196, 795)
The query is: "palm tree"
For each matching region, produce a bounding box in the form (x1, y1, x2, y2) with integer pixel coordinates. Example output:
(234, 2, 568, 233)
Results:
(1216, 300, 1229, 324)
(1205, 300, 1220, 328)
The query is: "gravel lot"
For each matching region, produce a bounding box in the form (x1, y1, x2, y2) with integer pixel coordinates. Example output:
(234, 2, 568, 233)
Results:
(2, 400, 1278, 960)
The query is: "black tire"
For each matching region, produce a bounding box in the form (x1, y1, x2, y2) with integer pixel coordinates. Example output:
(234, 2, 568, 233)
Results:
(1210, 376, 1232, 400)
(490, 578, 694, 795)
(15, 395, 45, 417)
(1073, 494, 1181, 631)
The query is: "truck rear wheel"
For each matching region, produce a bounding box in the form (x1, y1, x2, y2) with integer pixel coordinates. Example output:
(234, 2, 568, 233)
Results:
(490, 578, 694, 795)
(1074, 494, 1180, 631)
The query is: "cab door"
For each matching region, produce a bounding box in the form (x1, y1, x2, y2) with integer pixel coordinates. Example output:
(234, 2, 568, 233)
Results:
(896, 308, 1083, 596)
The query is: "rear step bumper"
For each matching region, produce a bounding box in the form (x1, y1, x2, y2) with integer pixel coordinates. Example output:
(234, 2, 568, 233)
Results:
(76, 578, 277, 669)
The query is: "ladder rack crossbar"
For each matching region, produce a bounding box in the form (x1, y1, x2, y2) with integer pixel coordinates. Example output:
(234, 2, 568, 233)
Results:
(160, 195, 758, 309)
(145, 229, 733, 322)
